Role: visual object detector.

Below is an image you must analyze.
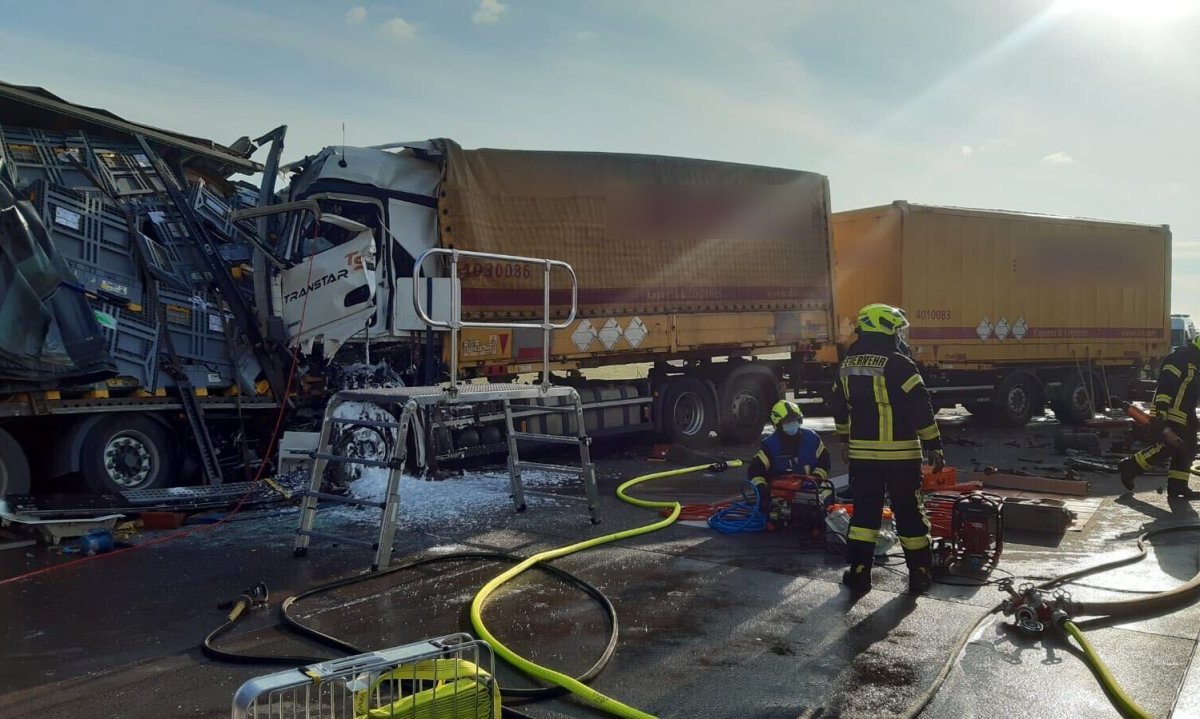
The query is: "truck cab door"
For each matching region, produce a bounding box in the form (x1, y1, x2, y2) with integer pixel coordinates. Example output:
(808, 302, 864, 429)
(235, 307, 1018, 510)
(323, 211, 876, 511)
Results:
(279, 213, 377, 357)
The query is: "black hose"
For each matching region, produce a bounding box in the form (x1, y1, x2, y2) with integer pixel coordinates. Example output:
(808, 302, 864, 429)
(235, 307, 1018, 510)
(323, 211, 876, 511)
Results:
(204, 551, 620, 705)
(201, 595, 330, 665)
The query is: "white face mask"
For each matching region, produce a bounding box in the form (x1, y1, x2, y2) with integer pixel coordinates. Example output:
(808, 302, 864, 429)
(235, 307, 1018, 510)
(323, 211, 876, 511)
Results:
(782, 421, 801, 436)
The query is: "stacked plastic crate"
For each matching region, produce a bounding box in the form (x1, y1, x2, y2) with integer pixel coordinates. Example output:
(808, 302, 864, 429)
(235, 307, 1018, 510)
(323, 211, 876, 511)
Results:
(0, 122, 258, 395)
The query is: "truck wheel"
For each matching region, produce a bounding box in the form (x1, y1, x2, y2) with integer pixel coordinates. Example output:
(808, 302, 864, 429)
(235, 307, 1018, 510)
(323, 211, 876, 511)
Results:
(1053, 373, 1099, 425)
(994, 374, 1040, 428)
(662, 377, 717, 448)
(0, 426, 32, 498)
(80, 416, 180, 494)
(717, 366, 780, 444)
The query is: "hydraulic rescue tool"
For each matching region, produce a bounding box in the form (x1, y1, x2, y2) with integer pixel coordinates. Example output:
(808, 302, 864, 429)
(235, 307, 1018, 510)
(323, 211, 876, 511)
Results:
(768, 475, 835, 536)
(925, 491, 1003, 574)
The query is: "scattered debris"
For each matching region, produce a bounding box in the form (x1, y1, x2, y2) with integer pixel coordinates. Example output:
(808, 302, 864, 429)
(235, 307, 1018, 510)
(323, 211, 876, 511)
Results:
(972, 470, 1090, 496)
(1054, 431, 1103, 456)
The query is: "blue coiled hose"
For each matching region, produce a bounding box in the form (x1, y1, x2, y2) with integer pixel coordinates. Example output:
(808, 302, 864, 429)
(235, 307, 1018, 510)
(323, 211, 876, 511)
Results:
(707, 481, 769, 533)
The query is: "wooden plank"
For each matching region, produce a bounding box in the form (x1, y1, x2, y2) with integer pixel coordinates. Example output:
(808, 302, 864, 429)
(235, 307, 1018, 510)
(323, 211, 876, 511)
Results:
(966, 471, 1091, 496)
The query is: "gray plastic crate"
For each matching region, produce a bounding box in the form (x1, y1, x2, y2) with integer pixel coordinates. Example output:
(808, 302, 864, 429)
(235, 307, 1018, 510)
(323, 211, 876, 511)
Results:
(66, 259, 144, 306)
(92, 302, 160, 387)
(147, 209, 214, 285)
(158, 285, 232, 362)
(188, 178, 236, 238)
(34, 180, 144, 303)
(158, 361, 236, 392)
(0, 125, 98, 190)
(87, 139, 163, 197)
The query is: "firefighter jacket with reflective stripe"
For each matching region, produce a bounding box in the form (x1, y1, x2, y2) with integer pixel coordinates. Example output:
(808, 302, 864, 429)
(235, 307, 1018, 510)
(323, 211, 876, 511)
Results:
(1153, 345, 1200, 429)
(747, 428, 830, 486)
(828, 335, 942, 461)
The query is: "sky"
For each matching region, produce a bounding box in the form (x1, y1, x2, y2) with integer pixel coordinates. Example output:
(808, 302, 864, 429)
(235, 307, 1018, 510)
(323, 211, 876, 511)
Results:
(3, 0, 1198, 312)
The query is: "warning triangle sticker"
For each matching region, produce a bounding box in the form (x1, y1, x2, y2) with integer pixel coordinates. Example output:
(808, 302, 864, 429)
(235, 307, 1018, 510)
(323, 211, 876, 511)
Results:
(499, 334, 510, 353)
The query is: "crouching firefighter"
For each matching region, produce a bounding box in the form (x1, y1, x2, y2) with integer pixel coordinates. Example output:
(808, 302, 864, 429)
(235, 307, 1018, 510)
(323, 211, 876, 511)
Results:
(829, 304, 945, 595)
(747, 400, 833, 514)
(1118, 336, 1200, 500)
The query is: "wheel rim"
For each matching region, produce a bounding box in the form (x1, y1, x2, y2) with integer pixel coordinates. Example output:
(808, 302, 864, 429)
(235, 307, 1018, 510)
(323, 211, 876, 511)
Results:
(672, 392, 706, 436)
(729, 388, 762, 429)
(1071, 385, 1093, 415)
(103, 430, 159, 489)
(1007, 385, 1030, 417)
(332, 403, 398, 481)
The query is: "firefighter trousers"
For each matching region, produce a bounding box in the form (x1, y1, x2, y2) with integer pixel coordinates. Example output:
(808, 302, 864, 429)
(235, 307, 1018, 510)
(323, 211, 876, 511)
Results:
(845, 460, 932, 572)
(1132, 422, 1198, 491)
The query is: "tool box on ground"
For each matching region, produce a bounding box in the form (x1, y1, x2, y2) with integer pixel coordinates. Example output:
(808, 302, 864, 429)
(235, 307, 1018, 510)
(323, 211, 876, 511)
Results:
(925, 491, 1003, 573)
(1000, 496, 1072, 534)
(922, 464, 959, 491)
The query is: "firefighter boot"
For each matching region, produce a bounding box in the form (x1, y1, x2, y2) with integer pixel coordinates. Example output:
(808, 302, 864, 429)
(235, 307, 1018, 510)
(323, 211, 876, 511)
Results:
(905, 547, 934, 595)
(1117, 457, 1140, 492)
(841, 564, 873, 593)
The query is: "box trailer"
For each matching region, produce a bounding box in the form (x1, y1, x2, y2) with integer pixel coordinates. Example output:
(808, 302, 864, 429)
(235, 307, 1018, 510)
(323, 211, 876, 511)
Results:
(806, 201, 1170, 425)
(265, 140, 836, 454)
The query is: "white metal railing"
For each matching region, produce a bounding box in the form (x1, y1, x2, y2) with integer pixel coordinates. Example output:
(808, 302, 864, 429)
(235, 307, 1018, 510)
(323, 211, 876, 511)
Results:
(412, 248, 578, 388)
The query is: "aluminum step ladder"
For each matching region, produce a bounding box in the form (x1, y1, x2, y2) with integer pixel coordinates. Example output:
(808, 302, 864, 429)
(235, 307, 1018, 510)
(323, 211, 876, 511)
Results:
(293, 403, 416, 571)
(293, 249, 600, 571)
(503, 395, 599, 517)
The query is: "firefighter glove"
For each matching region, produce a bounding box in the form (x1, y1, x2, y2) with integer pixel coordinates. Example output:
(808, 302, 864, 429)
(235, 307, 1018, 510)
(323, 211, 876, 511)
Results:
(929, 449, 946, 473)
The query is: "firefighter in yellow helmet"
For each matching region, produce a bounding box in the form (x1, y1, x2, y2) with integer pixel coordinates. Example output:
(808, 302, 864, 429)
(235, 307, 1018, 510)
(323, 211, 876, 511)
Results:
(1118, 334, 1200, 499)
(746, 400, 832, 513)
(828, 304, 944, 594)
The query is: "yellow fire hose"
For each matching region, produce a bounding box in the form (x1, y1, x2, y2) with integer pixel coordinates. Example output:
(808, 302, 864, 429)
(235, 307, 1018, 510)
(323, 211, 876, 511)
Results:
(469, 460, 743, 719)
(1059, 619, 1151, 719)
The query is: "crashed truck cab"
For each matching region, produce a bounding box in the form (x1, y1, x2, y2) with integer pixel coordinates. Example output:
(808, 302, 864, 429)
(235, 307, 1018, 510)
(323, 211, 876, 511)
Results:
(263, 143, 454, 361)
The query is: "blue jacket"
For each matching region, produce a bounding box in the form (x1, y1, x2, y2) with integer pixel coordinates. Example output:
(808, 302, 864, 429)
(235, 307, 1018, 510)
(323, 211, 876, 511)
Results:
(747, 427, 830, 487)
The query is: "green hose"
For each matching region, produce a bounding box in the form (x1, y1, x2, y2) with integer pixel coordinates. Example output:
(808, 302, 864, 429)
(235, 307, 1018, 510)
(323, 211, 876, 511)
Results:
(469, 460, 742, 719)
(1060, 619, 1152, 719)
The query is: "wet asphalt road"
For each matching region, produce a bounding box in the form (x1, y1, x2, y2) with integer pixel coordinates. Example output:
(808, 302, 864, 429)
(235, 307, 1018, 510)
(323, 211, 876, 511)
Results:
(2, 412, 1200, 718)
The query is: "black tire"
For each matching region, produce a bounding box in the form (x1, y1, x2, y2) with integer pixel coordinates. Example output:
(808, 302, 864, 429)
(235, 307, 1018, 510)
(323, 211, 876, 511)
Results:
(0, 426, 31, 497)
(717, 366, 780, 444)
(994, 373, 1040, 428)
(80, 415, 180, 494)
(1056, 373, 1098, 425)
(661, 377, 718, 448)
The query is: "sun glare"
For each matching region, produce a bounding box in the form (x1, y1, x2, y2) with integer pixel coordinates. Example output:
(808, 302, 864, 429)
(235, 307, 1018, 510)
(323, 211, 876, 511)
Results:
(1055, 0, 1195, 26)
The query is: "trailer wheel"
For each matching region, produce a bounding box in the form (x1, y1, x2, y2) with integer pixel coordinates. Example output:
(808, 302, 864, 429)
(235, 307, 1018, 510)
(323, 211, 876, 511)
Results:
(994, 373, 1041, 428)
(662, 377, 718, 447)
(0, 426, 31, 498)
(80, 416, 180, 494)
(1055, 373, 1099, 425)
(717, 366, 780, 444)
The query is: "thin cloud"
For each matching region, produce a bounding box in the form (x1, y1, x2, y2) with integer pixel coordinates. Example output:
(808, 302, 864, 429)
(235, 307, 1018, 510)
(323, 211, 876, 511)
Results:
(1175, 241, 1200, 259)
(345, 6, 367, 25)
(473, 0, 507, 25)
(961, 145, 974, 157)
(1042, 151, 1075, 165)
(382, 17, 417, 40)
(565, 30, 596, 41)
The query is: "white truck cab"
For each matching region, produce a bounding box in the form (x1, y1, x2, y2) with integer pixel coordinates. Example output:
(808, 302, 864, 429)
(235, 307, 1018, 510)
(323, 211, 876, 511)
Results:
(1171, 313, 1197, 350)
